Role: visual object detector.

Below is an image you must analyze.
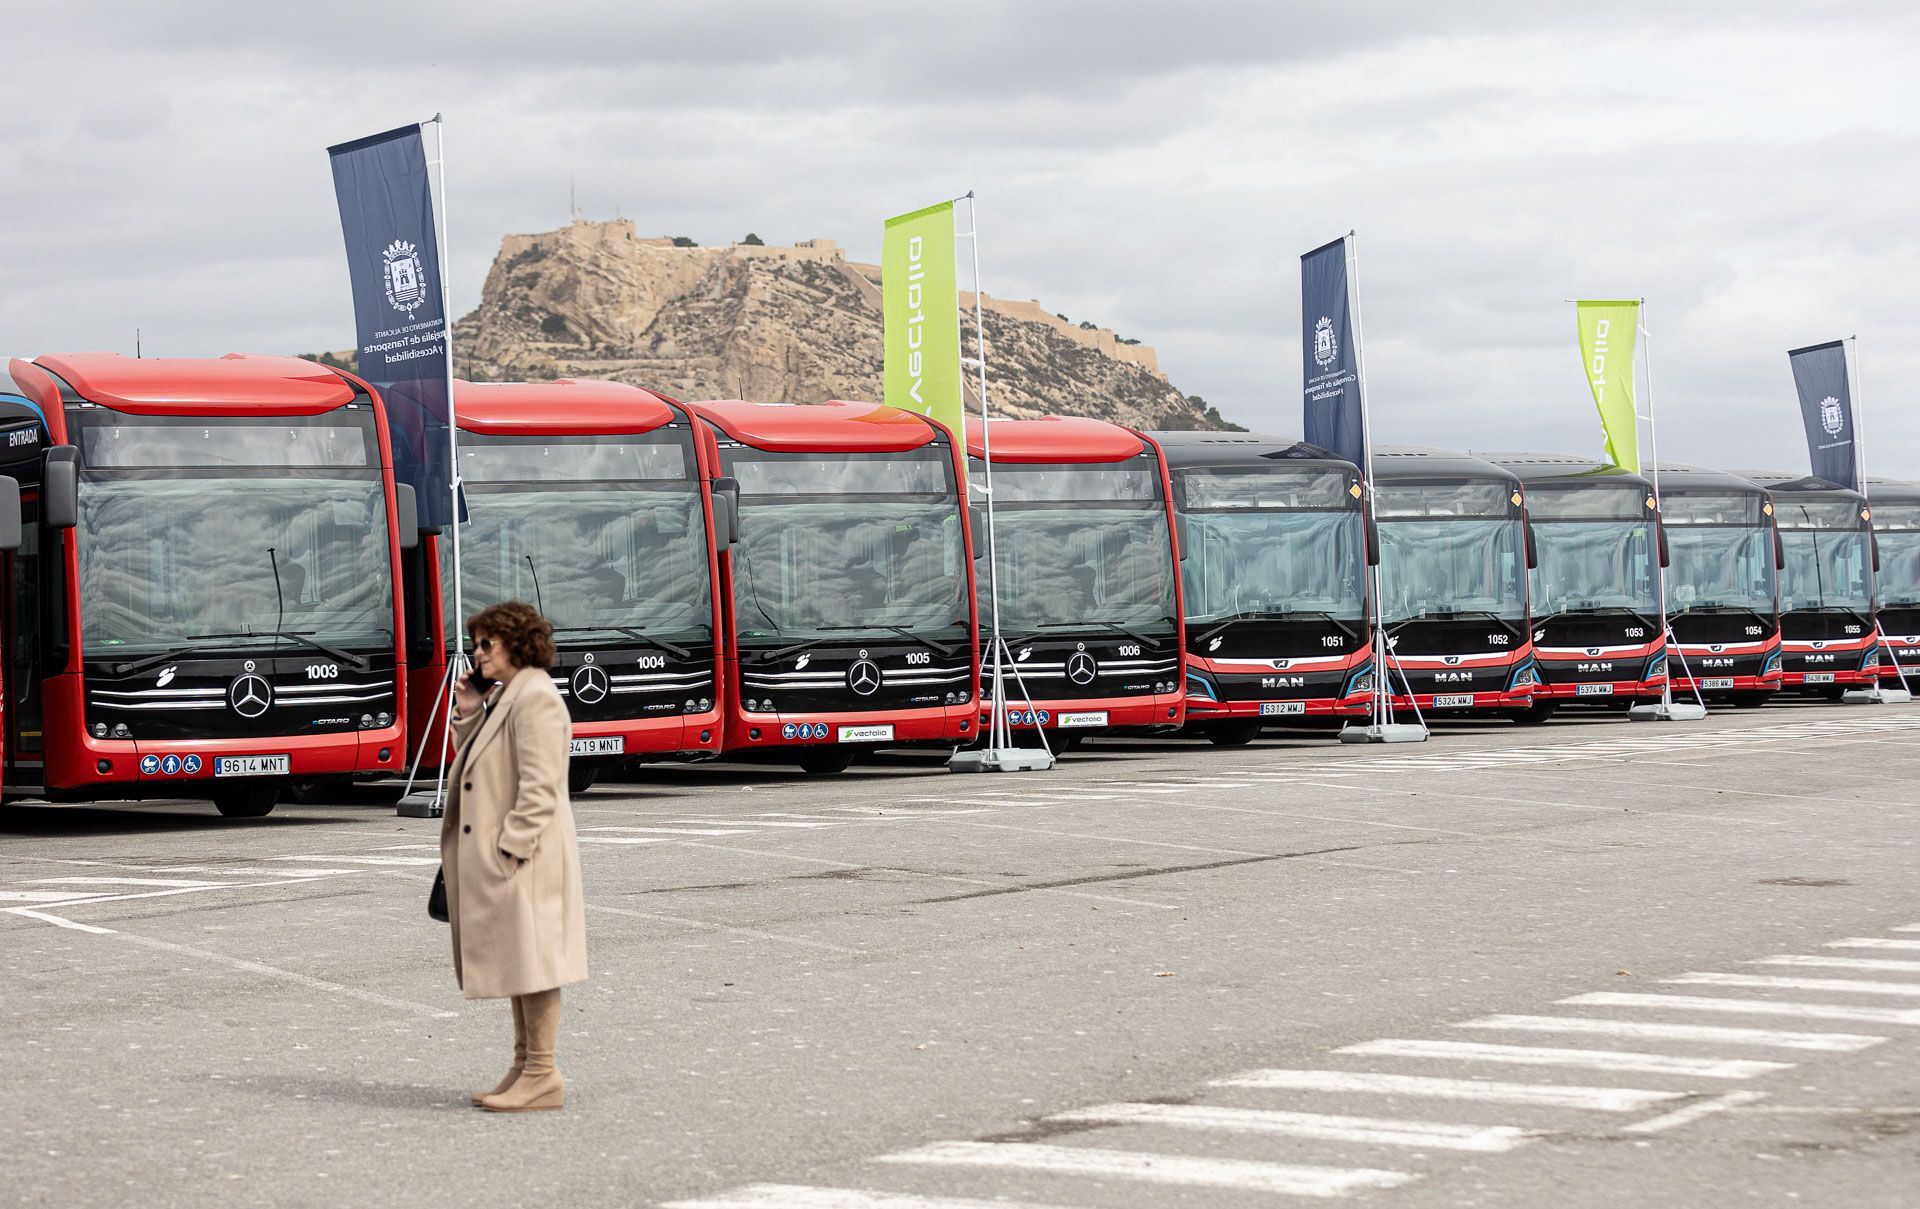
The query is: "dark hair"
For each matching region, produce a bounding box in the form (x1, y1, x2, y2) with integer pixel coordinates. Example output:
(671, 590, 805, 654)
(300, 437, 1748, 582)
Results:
(467, 601, 556, 671)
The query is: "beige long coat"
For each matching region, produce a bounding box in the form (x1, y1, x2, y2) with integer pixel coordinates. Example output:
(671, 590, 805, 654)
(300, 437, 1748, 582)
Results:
(439, 666, 588, 999)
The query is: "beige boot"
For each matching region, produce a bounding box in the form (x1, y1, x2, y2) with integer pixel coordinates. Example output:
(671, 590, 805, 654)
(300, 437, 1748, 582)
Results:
(480, 988, 563, 1112)
(472, 995, 527, 1106)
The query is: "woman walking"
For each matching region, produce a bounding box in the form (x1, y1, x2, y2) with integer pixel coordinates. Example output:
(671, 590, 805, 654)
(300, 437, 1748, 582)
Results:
(441, 601, 587, 1112)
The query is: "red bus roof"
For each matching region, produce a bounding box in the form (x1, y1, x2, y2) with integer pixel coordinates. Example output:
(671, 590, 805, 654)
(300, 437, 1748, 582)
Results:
(454, 379, 677, 436)
(686, 399, 939, 453)
(964, 415, 1147, 463)
(23, 352, 360, 415)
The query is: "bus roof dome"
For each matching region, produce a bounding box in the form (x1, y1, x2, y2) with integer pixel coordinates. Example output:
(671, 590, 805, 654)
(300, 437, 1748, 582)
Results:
(454, 379, 677, 435)
(19, 352, 360, 415)
(963, 415, 1146, 463)
(685, 399, 942, 452)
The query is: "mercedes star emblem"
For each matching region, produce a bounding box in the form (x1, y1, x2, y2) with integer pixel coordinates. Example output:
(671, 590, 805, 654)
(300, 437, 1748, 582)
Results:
(228, 673, 273, 719)
(572, 663, 610, 705)
(847, 659, 882, 696)
(1066, 651, 1098, 686)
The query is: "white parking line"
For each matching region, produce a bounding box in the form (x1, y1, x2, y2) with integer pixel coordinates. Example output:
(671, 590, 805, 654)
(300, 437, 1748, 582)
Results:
(579, 827, 759, 837)
(1666, 972, 1920, 998)
(1620, 1090, 1767, 1135)
(1827, 938, 1920, 951)
(663, 1187, 1079, 1209)
(0, 891, 117, 904)
(1048, 1102, 1538, 1152)
(1563, 992, 1920, 1027)
(1338, 1039, 1790, 1079)
(28, 876, 223, 888)
(1211, 1069, 1686, 1112)
(272, 855, 441, 866)
(1754, 955, 1920, 973)
(1459, 1013, 1885, 1051)
(879, 1141, 1414, 1197)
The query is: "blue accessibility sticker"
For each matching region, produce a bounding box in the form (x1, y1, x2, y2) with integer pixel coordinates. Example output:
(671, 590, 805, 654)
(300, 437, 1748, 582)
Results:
(160, 754, 182, 776)
(182, 754, 203, 774)
(781, 723, 798, 739)
(140, 754, 160, 775)
(811, 723, 830, 739)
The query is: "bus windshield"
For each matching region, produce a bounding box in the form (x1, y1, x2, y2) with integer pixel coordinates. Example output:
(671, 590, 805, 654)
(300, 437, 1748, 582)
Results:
(448, 431, 713, 643)
(71, 409, 394, 657)
(1177, 468, 1364, 624)
(1778, 529, 1872, 612)
(1875, 503, 1920, 606)
(725, 445, 968, 642)
(1666, 527, 1777, 613)
(1374, 479, 1527, 623)
(1525, 487, 1659, 617)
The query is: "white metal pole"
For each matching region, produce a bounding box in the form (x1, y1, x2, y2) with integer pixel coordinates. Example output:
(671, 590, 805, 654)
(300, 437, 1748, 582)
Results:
(1637, 303, 1706, 712)
(431, 114, 467, 809)
(1847, 336, 1913, 695)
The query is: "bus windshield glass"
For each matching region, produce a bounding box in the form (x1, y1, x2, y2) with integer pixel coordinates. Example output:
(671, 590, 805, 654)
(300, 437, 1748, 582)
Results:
(1374, 479, 1527, 622)
(1778, 528, 1872, 612)
(973, 457, 1177, 635)
(1659, 490, 1777, 615)
(71, 409, 394, 657)
(1875, 503, 1920, 606)
(448, 430, 712, 643)
(724, 444, 968, 642)
(1526, 486, 1659, 617)
(1177, 467, 1364, 624)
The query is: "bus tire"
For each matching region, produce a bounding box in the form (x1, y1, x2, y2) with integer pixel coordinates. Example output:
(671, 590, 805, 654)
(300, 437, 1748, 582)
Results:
(1731, 691, 1771, 709)
(1509, 700, 1558, 725)
(567, 761, 601, 795)
(796, 748, 855, 775)
(1052, 734, 1083, 753)
(1206, 720, 1263, 746)
(213, 784, 279, 819)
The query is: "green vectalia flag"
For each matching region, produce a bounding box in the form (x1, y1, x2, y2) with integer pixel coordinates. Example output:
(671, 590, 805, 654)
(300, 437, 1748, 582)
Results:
(1575, 300, 1641, 472)
(882, 201, 963, 437)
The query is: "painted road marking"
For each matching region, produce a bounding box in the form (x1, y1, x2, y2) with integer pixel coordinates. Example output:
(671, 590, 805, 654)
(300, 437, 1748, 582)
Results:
(1667, 972, 1920, 998)
(879, 1142, 1415, 1197)
(271, 855, 440, 866)
(1340, 1039, 1791, 1079)
(0, 891, 118, 903)
(1755, 955, 1920, 973)
(1211, 1069, 1686, 1113)
(1827, 938, 1920, 951)
(1563, 992, 1920, 1027)
(28, 876, 224, 888)
(1047, 1102, 1539, 1152)
(664, 1188, 1082, 1209)
(1619, 1090, 1768, 1135)
(1459, 1013, 1885, 1051)
(577, 836, 673, 845)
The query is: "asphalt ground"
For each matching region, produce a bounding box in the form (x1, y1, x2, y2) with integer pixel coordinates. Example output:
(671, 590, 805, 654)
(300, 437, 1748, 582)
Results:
(2, 700, 1917, 1209)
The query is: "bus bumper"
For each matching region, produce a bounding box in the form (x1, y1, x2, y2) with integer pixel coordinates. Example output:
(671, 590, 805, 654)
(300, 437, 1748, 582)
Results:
(47, 725, 407, 795)
(724, 704, 975, 751)
(982, 694, 1186, 733)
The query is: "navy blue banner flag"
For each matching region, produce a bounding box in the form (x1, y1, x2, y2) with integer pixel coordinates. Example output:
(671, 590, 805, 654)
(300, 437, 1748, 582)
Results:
(328, 123, 454, 524)
(1301, 236, 1365, 472)
(1788, 340, 1856, 490)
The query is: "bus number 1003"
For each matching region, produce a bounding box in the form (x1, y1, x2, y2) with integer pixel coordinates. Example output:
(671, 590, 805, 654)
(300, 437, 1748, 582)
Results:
(306, 664, 339, 680)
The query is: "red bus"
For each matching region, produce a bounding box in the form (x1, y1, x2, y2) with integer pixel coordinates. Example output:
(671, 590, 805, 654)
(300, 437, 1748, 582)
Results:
(1371, 446, 1540, 717)
(1866, 475, 1920, 686)
(403, 380, 726, 792)
(966, 416, 1185, 745)
(1156, 432, 1371, 742)
(1490, 455, 1668, 719)
(689, 400, 979, 773)
(1654, 463, 1783, 706)
(1741, 471, 1879, 698)
(3, 353, 412, 817)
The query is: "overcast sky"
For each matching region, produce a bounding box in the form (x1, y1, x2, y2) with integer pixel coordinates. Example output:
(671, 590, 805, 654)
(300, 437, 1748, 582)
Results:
(4, 2, 1916, 474)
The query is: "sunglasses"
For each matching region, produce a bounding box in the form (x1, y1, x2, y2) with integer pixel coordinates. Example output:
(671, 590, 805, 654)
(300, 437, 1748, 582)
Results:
(472, 636, 498, 654)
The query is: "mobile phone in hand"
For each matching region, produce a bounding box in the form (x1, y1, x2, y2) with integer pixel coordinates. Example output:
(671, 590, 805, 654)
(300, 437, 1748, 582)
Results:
(466, 668, 496, 694)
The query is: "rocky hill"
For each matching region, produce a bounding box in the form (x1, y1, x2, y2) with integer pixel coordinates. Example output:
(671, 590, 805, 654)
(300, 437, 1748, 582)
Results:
(434, 219, 1234, 430)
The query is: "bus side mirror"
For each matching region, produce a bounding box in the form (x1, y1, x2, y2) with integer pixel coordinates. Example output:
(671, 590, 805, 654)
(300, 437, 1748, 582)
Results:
(0, 476, 19, 552)
(968, 504, 986, 559)
(1176, 515, 1191, 561)
(394, 484, 420, 552)
(44, 446, 79, 530)
(1365, 516, 1380, 567)
(1525, 521, 1539, 570)
(1775, 529, 1786, 570)
(1657, 523, 1670, 568)
(1872, 532, 1881, 574)
(712, 477, 742, 548)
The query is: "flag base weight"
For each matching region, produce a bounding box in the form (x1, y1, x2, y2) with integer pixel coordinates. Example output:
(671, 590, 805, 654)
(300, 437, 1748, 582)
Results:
(948, 746, 1056, 773)
(1337, 723, 1429, 744)
(1629, 701, 1708, 721)
(1842, 686, 1913, 704)
(396, 792, 445, 819)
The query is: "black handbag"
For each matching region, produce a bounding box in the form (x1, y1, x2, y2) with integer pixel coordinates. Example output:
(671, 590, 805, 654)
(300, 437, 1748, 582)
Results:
(428, 867, 449, 923)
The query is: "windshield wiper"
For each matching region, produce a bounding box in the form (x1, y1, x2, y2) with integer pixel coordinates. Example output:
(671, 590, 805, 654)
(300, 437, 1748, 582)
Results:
(552, 625, 692, 661)
(1031, 618, 1173, 649)
(1411, 609, 1511, 624)
(1532, 606, 1658, 628)
(813, 624, 958, 659)
(112, 631, 375, 677)
(1190, 610, 1361, 647)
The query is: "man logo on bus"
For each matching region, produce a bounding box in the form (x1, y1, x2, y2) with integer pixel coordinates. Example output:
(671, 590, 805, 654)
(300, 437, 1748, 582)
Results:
(1313, 316, 1338, 370)
(1819, 396, 1845, 437)
(382, 239, 428, 314)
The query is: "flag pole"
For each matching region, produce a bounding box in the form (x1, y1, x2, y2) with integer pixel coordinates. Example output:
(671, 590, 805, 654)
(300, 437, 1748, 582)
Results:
(1629, 300, 1706, 720)
(1339, 231, 1426, 743)
(949, 192, 1052, 772)
(1840, 335, 1913, 703)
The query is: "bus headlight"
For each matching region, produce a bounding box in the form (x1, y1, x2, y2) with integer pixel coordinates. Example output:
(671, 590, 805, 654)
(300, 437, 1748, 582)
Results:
(698, 698, 711, 712)
(956, 689, 970, 704)
(684, 699, 697, 712)
(92, 722, 109, 739)
(360, 714, 375, 728)
(112, 723, 132, 739)
(376, 712, 392, 728)
(1350, 673, 1375, 695)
